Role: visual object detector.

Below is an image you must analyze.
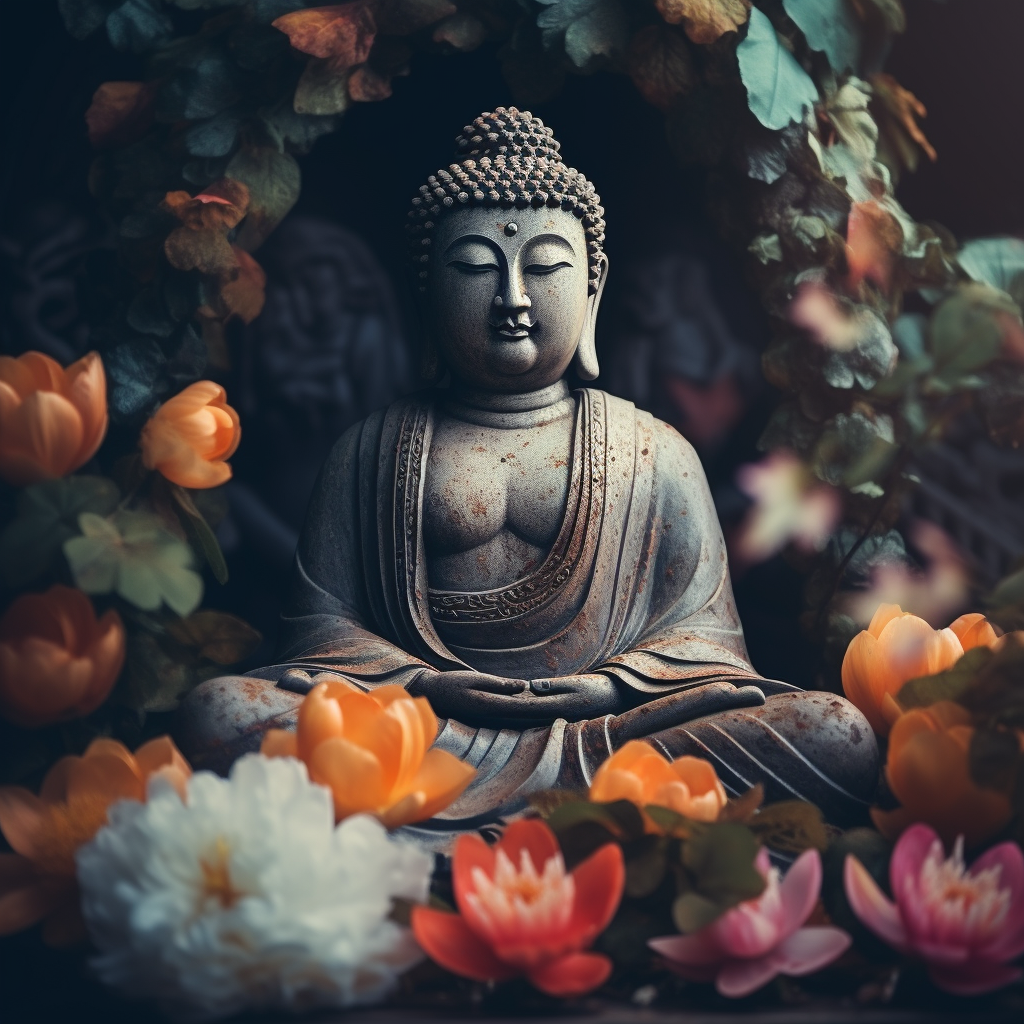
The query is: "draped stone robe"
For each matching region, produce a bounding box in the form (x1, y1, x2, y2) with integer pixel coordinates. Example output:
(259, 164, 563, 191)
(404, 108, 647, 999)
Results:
(240, 389, 877, 845)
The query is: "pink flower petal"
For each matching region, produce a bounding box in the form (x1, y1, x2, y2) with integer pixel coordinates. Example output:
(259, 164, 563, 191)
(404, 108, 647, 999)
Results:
(890, 824, 942, 943)
(928, 960, 1023, 997)
(912, 939, 970, 964)
(844, 854, 908, 950)
(769, 926, 852, 976)
(716, 955, 780, 998)
(777, 849, 822, 939)
(972, 841, 1024, 962)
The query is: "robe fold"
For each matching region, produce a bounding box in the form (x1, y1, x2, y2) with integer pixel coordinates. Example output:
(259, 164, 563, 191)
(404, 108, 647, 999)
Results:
(245, 389, 876, 845)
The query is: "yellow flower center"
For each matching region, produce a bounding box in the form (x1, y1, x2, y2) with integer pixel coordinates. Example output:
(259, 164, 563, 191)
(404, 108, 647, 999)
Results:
(199, 837, 247, 910)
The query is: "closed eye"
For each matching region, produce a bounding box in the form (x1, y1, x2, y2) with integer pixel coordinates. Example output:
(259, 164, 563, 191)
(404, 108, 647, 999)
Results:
(524, 262, 573, 276)
(447, 260, 499, 274)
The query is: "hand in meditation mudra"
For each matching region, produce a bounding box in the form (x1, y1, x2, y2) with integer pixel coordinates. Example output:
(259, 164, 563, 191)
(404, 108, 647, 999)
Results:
(178, 109, 878, 845)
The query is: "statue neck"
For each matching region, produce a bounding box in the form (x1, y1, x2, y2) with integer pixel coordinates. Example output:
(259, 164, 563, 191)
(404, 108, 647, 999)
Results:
(441, 381, 574, 428)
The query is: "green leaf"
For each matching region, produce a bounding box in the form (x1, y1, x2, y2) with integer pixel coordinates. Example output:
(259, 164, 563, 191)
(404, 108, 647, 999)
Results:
(738, 8, 818, 131)
(225, 146, 301, 250)
(0, 476, 120, 589)
(929, 283, 1020, 381)
(166, 610, 261, 664)
(624, 835, 670, 898)
(184, 112, 241, 158)
(262, 103, 339, 153)
(682, 822, 765, 902)
(121, 629, 199, 713)
(671, 891, 723, 934)
(168, 484, 229, 584)
(545, 799, 645, 868)
(782, 0, 861, 72)
(58, 0, 118, 39)
(957, 237, 1024, 306)
(896, 647, 992, 709)
(106, 0, 174, 54)
(969, 728, 1020, 794)
(63, 510, 204, 617)
(536, 0, 627, 68)
(293, 57, 351, 116)
(748, 801, 829, 853)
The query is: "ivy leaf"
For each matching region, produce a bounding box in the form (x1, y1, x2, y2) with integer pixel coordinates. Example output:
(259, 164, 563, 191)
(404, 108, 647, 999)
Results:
(58, 0, 119, 39)
(627, 24, 696, 111)
(225, 147, 300, 250)
(273, 3, 376, 71)
(782, 0, 861, 73)
(348, 66, 393, 103)
(86, 81, 155, 148)
(184, 112, 241, 158)
(536, 0, 628, 69)
(433, 13, 487, 51)
(106, 0, 175, 54)
(738, 8, 818, 131)
(166, 609, 261, 664)
(167, 481, 230, 584)
(0, 477, 120, 589)
(957, 237, 1024, 306)
(929, 283, 1021, 382)
(63, 510, 204, 617)
(655, 0, 750, 45)
(261, 103, 339, 153)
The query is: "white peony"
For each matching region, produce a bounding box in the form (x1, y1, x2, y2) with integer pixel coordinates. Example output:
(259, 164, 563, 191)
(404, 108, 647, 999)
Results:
(76, 754, 433, 1021)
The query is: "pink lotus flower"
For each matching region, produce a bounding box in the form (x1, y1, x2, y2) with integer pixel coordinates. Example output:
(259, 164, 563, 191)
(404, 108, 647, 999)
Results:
(845, 823, 1024, 995)
(649, 848, 850, 997)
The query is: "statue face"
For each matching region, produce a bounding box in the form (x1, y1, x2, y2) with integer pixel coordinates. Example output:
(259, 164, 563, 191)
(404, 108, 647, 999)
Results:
(428, 206, 598, 391)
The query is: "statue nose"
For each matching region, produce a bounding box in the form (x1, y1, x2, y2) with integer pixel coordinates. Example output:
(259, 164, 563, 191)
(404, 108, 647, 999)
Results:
(493, 281, 531, 313)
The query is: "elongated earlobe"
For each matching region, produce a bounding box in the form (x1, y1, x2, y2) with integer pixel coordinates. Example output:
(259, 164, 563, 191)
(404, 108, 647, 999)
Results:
(573, 255, 608, 381)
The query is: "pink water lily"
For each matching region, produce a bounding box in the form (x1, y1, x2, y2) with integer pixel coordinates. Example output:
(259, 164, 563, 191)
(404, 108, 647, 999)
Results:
(845, 823, 1024, 995)
(649, 848, 850, 998)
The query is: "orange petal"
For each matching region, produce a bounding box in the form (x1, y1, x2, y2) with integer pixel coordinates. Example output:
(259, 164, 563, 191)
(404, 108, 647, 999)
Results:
(411, 906, 518, 982)
(590, 768, 645, 806)
(1, 390, 84, 481)
(377, 792, 427, 830)
(67, 752, 145, 807)
(568, 842, 625, 944)
(297, 684, 345, 762)
(0, 878, 62, 937)
(496, 819, 561, 876)
(452, 832, 496, 918)
(134, 736, 191, 782)
(527, 951, 612, 997)
(260, 729, 299, 759)
(867, 603, 905, 639)
(408, 749, 475, 821)
(949, 613, 999, 651)
(0, 788, 46, 857)
(79, 610, 126, 715)
(64, 352, 107, 467)
(40, 756, 77, 804)
(307, 736, 385, 819)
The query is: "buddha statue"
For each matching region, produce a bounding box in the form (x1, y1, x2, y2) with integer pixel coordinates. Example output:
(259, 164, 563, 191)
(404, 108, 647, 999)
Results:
(177, 109, 878, 847)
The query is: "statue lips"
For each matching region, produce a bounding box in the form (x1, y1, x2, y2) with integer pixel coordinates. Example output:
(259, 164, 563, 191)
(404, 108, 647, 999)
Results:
(490, 315, 537, 341)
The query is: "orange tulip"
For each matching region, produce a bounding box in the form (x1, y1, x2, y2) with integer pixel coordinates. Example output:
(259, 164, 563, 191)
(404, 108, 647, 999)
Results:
(0, 351, 107, 485)
(0, 586, 125, 728)
(872, 701, 1016, 849)
(0, 736, 190, 945)
(140, 380, 241, 489)
(841, 604, 965, 736)
(261, 678, 475, 829)
(589, 740, 727, 830)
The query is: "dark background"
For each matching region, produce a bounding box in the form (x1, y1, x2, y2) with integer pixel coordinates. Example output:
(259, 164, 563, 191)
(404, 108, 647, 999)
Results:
(2, 0, 1023, 685)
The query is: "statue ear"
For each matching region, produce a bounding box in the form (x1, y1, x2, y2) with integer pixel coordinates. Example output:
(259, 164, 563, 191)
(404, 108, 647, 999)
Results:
(573, 254, 608, 382)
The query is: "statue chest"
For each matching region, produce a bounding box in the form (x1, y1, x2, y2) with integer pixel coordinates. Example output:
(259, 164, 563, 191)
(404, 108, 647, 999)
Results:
(421, 414, 573, 591)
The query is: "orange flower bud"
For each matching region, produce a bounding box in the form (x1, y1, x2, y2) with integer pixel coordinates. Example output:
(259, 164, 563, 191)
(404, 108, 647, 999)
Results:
(140, 381, 241, 489)
(261, 678, 475, 829)
(589, 740, 727, 830)
(0, 586, 125, 728)
(0, 736, 190, 945)
(871, 701, 1016, 849)
(0, 351, 107, 486)
(841, 604, 965, 736)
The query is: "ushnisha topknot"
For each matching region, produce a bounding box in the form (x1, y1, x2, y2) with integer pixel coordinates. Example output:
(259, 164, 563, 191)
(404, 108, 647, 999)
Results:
(407, 107, 606, 294)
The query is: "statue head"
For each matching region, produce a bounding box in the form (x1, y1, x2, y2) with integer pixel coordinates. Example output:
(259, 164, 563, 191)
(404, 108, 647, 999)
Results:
(407, 108, 608, 390)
